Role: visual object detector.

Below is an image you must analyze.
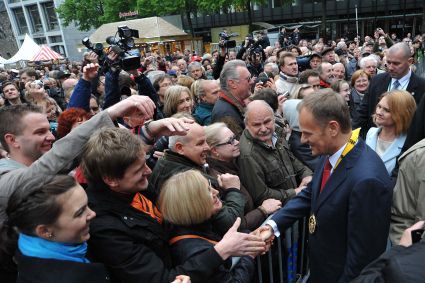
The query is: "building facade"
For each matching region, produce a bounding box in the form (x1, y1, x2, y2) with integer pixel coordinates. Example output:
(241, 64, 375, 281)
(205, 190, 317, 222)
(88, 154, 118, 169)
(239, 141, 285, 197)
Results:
(185, 0, 425, 42)
(0, 2, 18, 59)
(3, 0, 93, 60)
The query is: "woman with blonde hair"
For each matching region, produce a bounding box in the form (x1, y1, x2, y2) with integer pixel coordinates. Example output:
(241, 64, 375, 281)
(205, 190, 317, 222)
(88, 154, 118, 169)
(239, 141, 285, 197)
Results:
(160, 170, 255, 283)
(163, 85, 193, 117)
(366, 90, 417, 174)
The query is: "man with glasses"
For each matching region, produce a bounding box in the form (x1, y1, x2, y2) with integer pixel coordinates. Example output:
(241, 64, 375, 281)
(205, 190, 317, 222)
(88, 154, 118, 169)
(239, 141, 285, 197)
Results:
(212, 60, 254, 137)
(239, 100, 312, 207)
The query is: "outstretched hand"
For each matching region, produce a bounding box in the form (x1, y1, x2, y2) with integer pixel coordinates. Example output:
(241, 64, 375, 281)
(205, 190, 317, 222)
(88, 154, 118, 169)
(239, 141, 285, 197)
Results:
(106, 95, 155, 121)
(147, 117, 194, 138)
(214, 218, 266, 260)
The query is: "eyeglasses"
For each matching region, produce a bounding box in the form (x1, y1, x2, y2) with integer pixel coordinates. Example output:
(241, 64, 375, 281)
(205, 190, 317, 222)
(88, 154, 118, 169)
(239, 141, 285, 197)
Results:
(215, 136, 237, 147)
(90, 106, 99, 111)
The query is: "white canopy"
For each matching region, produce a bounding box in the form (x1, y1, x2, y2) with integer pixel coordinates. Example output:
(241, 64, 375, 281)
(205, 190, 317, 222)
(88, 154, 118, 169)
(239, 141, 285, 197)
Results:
(0, 55, 6, 64)
(3, 34, 41, 64)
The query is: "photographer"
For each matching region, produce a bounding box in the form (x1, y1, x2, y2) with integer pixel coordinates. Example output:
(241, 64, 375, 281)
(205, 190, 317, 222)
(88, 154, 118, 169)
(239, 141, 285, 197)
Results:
(236, 35, 266, 77)
(352, 221, 425, 283)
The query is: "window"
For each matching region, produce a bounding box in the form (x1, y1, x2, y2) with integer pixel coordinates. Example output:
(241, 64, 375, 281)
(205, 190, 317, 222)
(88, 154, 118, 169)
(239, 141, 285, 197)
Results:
(8, 0, 20, 3)
(42, 2, 59, 31)
(49, 35, 62, 43)
(13, 8, 29, 35)
(51, 45, 66, 56)
(34, 37, 47, 44)
(27, 5, 43, 34)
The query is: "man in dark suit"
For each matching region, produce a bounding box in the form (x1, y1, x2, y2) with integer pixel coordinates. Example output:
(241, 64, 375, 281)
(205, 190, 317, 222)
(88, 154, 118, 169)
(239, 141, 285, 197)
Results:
(260, 90, 393, 283)
(353, 43, 425, 137)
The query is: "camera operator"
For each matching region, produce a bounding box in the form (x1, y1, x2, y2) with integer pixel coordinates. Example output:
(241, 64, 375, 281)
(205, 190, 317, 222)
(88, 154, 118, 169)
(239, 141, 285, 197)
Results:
(236, 35, 266, 77)
(352, 221, 425, 283)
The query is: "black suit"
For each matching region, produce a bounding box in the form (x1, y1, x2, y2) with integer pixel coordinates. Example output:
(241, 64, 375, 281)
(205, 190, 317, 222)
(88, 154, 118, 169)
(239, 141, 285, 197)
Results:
(271, 140, 393, 283)
(353, 72, 425, 137)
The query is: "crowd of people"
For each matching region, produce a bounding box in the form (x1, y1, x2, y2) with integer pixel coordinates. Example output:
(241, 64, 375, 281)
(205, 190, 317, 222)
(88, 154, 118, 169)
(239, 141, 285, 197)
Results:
(0, 26, 424, 283)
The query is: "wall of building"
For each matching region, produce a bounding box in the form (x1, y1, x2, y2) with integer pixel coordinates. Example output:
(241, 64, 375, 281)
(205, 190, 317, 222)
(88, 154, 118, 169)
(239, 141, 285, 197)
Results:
(0, 2, 18, 58)
(3, 0, 93, 61)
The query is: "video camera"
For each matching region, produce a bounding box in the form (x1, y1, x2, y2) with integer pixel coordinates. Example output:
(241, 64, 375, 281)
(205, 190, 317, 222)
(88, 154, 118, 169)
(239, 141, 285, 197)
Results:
(219, 30, 238, 49)
(82, 25, 140, 71)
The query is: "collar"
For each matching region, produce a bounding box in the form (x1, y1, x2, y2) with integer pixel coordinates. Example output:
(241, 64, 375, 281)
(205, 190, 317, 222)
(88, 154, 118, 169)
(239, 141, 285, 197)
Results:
(327, 143, 347, 174)
(390, 69, 412, 90)
(219, 91, 246, 113)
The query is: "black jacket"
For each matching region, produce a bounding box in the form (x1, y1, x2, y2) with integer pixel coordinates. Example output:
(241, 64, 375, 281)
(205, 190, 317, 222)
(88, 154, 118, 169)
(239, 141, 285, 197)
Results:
(288, 130, 320, 171)
(211, 98, 245, 138)
(86, 183, 224, 283)
(16, 252, 110, 283)
(168, 222, 255, 283)
(148, 150, 246, 236)
(351, 240, 425, 283)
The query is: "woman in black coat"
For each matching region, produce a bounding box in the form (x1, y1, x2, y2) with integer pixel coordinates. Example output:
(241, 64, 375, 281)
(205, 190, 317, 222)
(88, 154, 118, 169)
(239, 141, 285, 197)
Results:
(160, 169, 256, 283)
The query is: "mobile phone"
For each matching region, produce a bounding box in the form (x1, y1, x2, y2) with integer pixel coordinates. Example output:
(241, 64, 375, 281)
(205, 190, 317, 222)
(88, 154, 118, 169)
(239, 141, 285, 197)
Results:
(277, 91, 289, 97)
(411, 226, 425, 244)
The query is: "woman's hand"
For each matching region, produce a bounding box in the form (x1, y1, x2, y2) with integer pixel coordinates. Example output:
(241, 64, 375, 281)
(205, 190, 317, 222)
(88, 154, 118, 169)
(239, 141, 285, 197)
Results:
(214, 218, 266, 260)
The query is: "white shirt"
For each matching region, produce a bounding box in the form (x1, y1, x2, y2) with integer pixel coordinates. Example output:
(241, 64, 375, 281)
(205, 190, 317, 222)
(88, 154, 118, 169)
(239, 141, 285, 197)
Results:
(388, 70, 411, 91)
(265, 143, 347, 237)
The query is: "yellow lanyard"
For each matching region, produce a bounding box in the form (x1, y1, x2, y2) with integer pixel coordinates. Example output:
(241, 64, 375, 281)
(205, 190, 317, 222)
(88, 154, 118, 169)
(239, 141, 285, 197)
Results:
(334, 128, 360, 169)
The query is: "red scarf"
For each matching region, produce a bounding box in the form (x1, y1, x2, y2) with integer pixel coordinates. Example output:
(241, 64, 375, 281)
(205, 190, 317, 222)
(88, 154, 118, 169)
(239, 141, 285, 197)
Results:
(320, 79, 331, 88)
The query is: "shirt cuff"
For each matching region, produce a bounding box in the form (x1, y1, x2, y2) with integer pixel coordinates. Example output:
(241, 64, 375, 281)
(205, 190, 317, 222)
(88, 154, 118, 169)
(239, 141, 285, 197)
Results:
(265, 219, 280, 237)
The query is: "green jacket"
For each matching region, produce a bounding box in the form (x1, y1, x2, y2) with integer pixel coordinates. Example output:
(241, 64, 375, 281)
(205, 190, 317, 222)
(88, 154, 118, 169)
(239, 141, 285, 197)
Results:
(238, 130, 312, 207)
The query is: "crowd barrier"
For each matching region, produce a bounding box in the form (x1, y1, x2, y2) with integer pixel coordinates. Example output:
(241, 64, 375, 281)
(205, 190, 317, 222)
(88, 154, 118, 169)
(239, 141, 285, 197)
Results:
(254, 217, 310, 283)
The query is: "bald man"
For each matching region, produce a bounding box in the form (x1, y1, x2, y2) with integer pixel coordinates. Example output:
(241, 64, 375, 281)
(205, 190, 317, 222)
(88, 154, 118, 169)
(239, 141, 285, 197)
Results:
(332, 63, 346, 80)
(354, 42, 425, 140)
(238, 100, 312, 206)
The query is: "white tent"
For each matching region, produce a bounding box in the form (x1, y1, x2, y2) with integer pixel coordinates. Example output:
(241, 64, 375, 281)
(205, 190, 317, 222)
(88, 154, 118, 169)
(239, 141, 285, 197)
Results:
(0, 55, 6, 64)
(3, 34, 41, 64)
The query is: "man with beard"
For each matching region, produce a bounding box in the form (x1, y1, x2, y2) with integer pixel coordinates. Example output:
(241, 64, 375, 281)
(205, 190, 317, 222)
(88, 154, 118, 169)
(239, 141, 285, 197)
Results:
(238, 100, 312, 206)
(318, 62, 334, 88)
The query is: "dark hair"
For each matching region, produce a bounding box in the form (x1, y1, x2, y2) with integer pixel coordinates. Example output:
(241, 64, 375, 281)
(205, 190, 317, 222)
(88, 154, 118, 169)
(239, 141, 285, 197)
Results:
(19, 67, 38, 79)
(0, 175, 76, 264)
(299, 89, 351, 133)
(251, 89, 279, 112)
(0, 104, 43, 152)
(299, 69, 319, 84)
(1, 81, 18, 93)
(81, 127, 144, 184)
(153, 74, 172, 92)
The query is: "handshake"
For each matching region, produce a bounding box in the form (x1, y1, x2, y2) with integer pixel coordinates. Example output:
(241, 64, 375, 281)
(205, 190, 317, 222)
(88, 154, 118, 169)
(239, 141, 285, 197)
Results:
(214, 218, 276, 260)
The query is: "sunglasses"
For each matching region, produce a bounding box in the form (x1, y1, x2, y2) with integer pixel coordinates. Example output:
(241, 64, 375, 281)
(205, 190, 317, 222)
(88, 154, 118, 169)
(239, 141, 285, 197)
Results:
(215, 136, 237, 147)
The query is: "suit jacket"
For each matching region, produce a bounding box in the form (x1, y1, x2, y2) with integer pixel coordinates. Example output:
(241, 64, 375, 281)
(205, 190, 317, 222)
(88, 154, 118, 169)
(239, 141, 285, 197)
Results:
(365, 127, 406, 175)
(353, 72, 425, 136)
(271, 139, 393, 283)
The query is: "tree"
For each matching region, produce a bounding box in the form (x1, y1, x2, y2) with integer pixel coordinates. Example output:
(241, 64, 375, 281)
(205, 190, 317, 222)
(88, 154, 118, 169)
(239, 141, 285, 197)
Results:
(56, 0, 106, 31)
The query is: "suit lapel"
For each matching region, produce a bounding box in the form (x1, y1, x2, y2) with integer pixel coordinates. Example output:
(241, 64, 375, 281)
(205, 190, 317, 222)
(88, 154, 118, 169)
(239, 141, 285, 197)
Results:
(313, 141, 364, 213)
